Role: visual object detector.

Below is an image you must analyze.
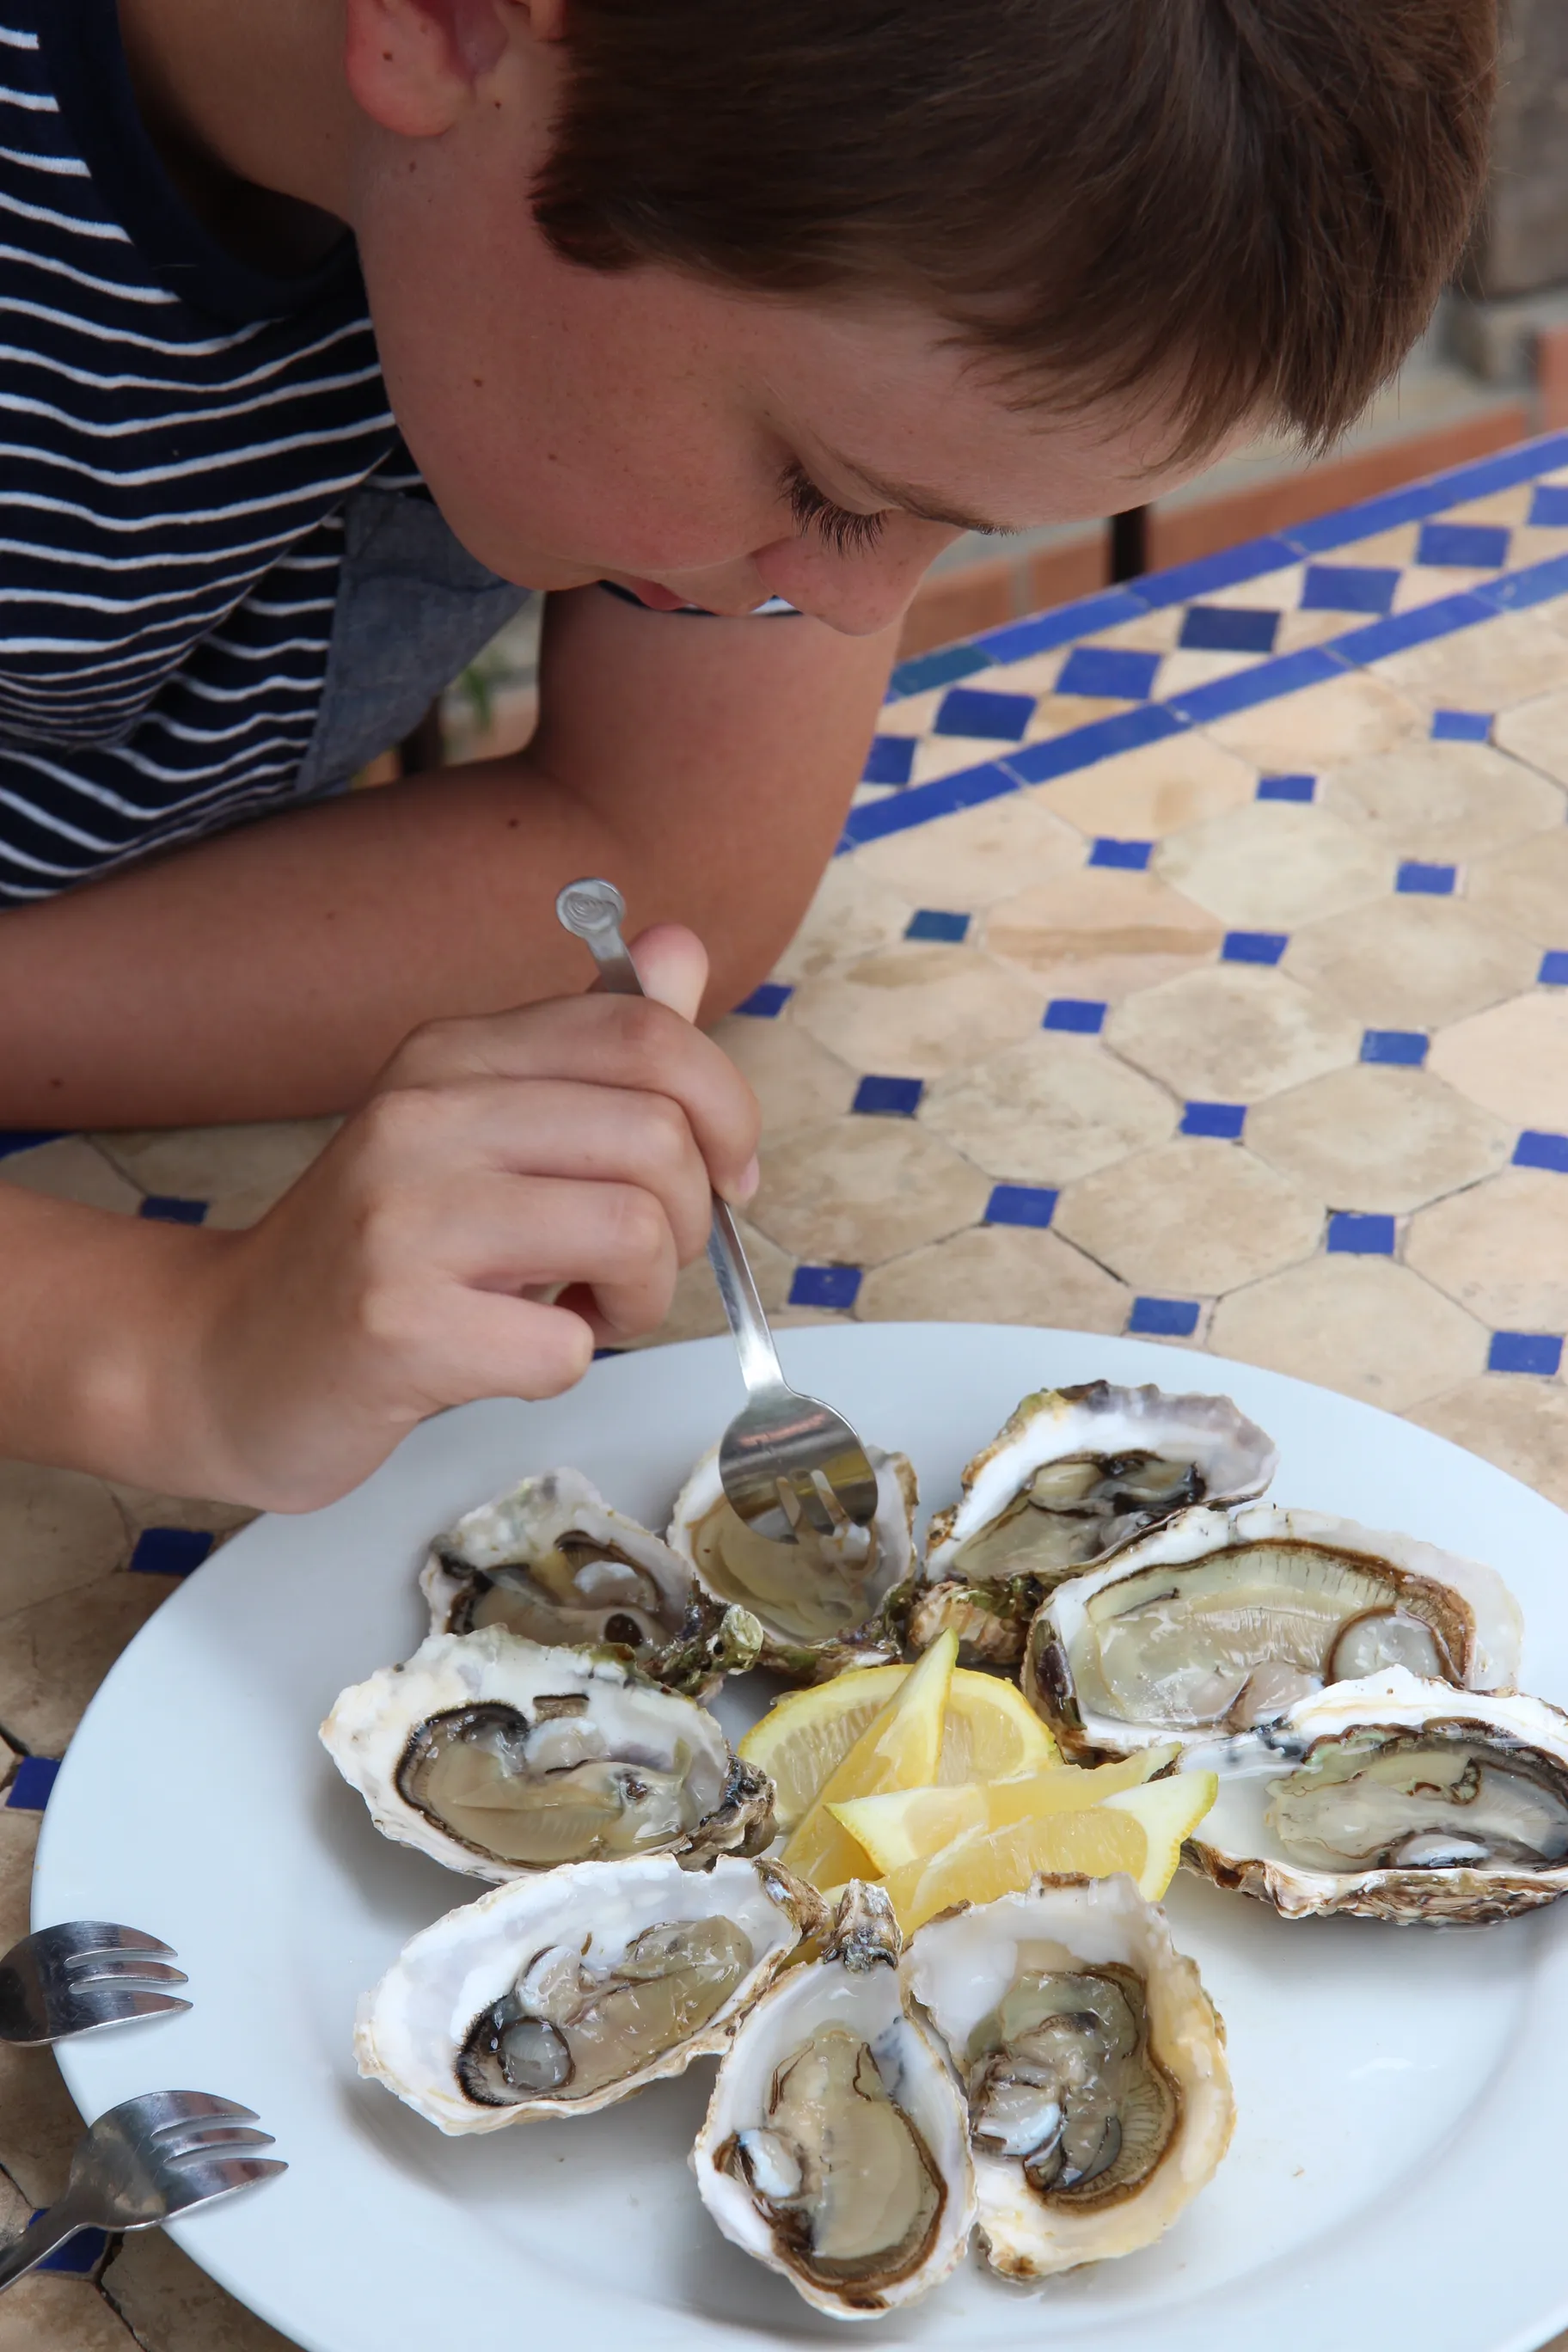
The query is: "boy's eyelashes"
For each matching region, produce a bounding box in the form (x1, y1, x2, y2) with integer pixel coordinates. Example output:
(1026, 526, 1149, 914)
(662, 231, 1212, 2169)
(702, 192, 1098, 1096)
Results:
(781, 460, 888, 555)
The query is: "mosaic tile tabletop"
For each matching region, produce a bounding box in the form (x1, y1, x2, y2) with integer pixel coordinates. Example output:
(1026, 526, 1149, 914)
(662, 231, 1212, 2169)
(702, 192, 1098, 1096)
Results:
(5, 431, 1568, 2349)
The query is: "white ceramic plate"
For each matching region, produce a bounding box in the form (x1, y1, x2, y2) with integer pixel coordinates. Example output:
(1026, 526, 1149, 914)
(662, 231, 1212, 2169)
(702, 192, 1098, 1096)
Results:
(34, 1326, 1568, 2352)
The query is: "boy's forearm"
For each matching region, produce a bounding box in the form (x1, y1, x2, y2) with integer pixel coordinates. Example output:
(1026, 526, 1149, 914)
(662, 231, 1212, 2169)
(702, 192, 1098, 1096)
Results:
(0, 591, 892, 1127)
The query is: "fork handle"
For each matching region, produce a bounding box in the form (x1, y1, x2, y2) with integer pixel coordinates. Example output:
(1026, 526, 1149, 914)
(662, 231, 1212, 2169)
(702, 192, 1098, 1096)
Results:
(0, 2198, 91, 2294)
(555, 881, 787, 1396)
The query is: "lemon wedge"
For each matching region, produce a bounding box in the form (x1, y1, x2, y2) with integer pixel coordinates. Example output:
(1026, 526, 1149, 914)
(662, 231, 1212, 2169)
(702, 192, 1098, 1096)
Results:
(877, 1768, 1219, 1930)
(740, 1661, 1057, 1833)
(781, 1632, 959, 1889)
(829, 1746, 1181, 1876)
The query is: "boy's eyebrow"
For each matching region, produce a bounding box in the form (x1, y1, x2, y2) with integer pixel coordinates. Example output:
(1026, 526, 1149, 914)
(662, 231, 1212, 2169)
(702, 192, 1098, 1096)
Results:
(830, 454, 1016, 537)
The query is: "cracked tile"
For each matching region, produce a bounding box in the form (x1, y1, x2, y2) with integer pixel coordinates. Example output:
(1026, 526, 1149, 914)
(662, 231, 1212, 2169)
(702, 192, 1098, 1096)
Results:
(788, 944, 1044, 1080)
(1283, 897, 1538, 1028)
(1053, 1138, 1322, 1294)
(0, 2276, 136, 2352)
(1154, 801, 1393, 928)
(101, 2233, 298, 2352)
(1321, 741, 1564, 862)
(982, 868, 1222, 1002)
(0, 1570, 179, 1755)
(1107, 965, 1359, 1102)
(1208, 1256, 1488, 1408)
(0, 1463, 129, 1620)
(0, 1139, 140, 1214)
(1245, 1066, 1512, 1213)
(0, 1810, 89, 2205)
(1490, 687, 1568, 787)
(749, 1117, 989, 1265)
(848, 793, 1083, 909)
(1033, 731, 1256, 840)
(1406, 1168, 1568, 1331)
(920, 1034, 1175, 1183)
(1409, 1377, 1568, 1514)
(1427, 992, 1568, 1129)
(856, 1222, 1130, 1331)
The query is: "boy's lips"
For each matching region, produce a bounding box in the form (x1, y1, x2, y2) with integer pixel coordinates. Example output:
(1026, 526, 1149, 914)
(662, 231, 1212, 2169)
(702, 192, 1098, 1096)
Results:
(612, 576, 691, 612)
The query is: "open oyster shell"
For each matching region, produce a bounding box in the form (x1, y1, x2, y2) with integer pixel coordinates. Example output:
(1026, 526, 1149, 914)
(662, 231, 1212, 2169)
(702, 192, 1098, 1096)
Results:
(421, 1467, 762, 1698)
(911, 1384, 1277, 1667)
(668, 1442, 917, 1682)
(691, 1883, 977, 2319)
(1181, 1668, 1568, 1923)
(354, 1853, 826, 2133)
(903, 1875, 1233, 2278)
(320, 1628, 774, 1881)
(1026, 1501, 1522, 1761)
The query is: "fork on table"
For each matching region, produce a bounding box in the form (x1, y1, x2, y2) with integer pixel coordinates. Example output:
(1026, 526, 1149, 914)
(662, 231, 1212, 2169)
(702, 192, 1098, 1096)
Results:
(0, 1922, 190, 2044)
(0, 2090, 285, 2293)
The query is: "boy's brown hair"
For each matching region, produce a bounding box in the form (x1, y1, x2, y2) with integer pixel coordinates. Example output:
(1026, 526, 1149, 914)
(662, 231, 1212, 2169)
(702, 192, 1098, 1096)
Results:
(534, 0, 1496, 460)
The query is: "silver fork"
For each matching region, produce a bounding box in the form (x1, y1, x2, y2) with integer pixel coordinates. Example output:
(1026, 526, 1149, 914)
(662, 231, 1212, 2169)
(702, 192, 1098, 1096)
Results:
(556, 877, 879, 1546)
(0, 1923, 190, 2044)
(0, 2090, 285, 2293)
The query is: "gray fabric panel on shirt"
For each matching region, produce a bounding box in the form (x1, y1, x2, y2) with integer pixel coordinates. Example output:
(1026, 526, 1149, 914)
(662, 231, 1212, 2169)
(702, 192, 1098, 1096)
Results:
(292, 485, 533, 797)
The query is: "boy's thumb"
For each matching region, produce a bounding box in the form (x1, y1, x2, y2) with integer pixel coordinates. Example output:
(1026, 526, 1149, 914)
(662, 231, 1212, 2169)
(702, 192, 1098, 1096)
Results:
(625, 922, 708, 1024)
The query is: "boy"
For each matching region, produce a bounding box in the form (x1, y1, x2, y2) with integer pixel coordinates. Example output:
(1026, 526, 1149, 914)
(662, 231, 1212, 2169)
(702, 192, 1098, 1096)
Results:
(0, 0, 1492, 1504)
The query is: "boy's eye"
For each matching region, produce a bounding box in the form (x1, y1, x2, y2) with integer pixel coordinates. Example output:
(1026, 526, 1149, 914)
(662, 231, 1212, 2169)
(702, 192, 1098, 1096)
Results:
(781, 462, 888, 554)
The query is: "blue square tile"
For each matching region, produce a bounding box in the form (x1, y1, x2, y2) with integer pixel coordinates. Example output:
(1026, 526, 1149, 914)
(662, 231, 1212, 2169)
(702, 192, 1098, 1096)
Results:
(735, 982, 792, 1018)
(6, 1756, 60, 1811)
(1361, 1028, 1429, 1066)
(139, 1195, 207, 1226)
(1327, 1211, 1396, 1255)
(1087, 837, 1153, 871)
(1515, 1130, 1568, 1173)
(934, 686, 1035, 741)
(1417, 520, 1510, 570)
(31, 2223, 108, 2275)
(1430, 709, 1492, 743)
(904, 909, 970, 943)
(861, 734, 916, 787)
(887, 644, 989, 698)
(0, 1128, 67, 1159)
(985, 1183, 1059, 1229)
(1257, 773, 1315, 802)
(853, 1074, 923, 1118)
(1042, 998, 1106, 1034)
(789, 1264, 861, 1312)
(1221, 931, 1288, 966)
(1396, 861, 1457, 897)
(1180, 1101, 1247, 1140)
(1128, 1296, 1200, 1338)
(1053, 646, 1161, 701)
(1489, 1331, 1565, 1377)
(591, 1346, 626, 1360)
(1299, 564, 1400, 615)
(130, 1527, 215, 1577)
(1177, 604, 1279, 655)
(1528, 483, 1568, 529)
(1540, 951, 1568, 987)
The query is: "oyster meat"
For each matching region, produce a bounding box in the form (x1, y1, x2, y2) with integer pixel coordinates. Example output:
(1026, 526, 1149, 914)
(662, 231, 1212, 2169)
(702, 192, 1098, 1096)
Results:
(903, 1875, 1233, 2277)
(355, 1853, 824, 2132)
(668, 1442, 916, 1681)
(1183, 1667, 1568, 1923)
(320, 1627, 774, 1880)
(692, 1883, 977, 2318)
(913, 1384, 1276, 1666)
(1026, 1501, 1522, 1761)
(421, 1468, 761, 1697)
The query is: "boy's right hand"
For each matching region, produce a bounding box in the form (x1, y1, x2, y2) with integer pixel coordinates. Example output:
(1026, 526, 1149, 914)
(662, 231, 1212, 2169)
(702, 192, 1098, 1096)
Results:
(185, 925, 760, 1511)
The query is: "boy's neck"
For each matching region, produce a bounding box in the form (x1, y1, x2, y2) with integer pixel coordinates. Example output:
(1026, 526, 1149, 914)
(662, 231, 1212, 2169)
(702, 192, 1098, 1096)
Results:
(115, 0, 358, 272)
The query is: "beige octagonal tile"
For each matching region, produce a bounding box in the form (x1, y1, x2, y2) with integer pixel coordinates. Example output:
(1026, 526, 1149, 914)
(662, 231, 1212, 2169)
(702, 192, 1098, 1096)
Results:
(626, 1216, 791, 1350)
(0, 2278, 138, 2352)
(93, 1119, 339, 1213)
(771, 859, 913, 985)
(102, 2233, 300, 2352)
(1371, 612, 1568, 714)
(1208, 1255, 1488, 1408)
(0, 1137, 140, 1213)
(1405, 1168, 1568, 1331)
(1283, 897, 1539, 1028)
(707, 1014, 857, 1138)
(1107, 965, 1360, 1102)
(1032, 731, 1257, 840)
(857, 1223, 1130, 1332)
(921, 1033, 1175, 1183)
(1487, 687, 1568, 788)
(0, 1809, 94, 2205)
(1466, 829, 1568, 946)
(848, 793, 1083, 910)
(1153, 801, 1393, 929)
(1408, 1375, 1568, 1514)
(1244, 1066, 1513, 1214)
(1200, 671, 1425, 769)
(1053, 1138, 1322, 1294)
(1320, 741, 1565, 862)
(0, 1461, 129, 1620)
(749, 1117, 989, 1265)
(0, 1567, 181, 1755)
(1428, 993, 1568, 1128)
(788, 944, 1045, 1081)
(982, 867, 1222, 1002)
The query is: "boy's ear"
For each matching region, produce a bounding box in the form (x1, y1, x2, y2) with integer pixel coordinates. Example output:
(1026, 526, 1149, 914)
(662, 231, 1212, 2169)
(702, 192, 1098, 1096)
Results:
(344, 0, 565, 138)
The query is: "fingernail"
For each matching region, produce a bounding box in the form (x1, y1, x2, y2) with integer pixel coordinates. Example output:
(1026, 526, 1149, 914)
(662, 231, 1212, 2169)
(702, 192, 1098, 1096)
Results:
(733, 1155, 761, 1203)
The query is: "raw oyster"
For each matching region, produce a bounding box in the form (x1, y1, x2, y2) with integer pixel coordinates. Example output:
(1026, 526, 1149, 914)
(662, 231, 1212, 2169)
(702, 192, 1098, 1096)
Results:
(355, 1853, 825, 2132)
(320, 1628, 774, 1880)
(692, 1883, 977, 2318)
(912, 1384, 1276, 1666)
(668, 1442, 917, 1682)
(1026, 1501, 1522, 1761)
(421, 1468, 762, 1697)
(903, 1875, 1233, 2277)
(1182, 1667, 1568, 1923)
